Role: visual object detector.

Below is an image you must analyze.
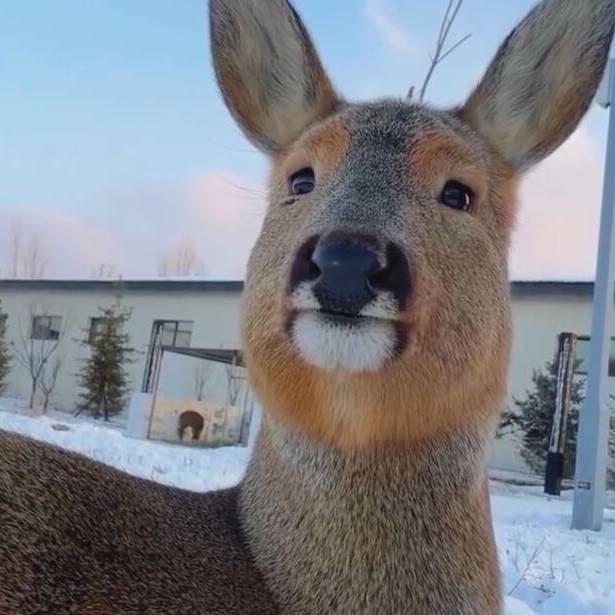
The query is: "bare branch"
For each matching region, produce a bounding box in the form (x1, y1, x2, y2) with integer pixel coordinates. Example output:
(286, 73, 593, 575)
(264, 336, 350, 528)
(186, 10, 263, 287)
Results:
(194, 363, 210, 401)
(441, 0, 464, 46)
(418, 0, 470, 103)
(7, 223, 47, 279)
(39, 357, 63, 413)
(12, 304, 66, 409)
(225, 359, 241, 407)
(507, 537, 546, 596)
(91, 263, 119, 279)
(436, 0, 454, 48)
(438, 34, 472, 64)
(158, 239, 205, 278)
(9, 221, 22, 278)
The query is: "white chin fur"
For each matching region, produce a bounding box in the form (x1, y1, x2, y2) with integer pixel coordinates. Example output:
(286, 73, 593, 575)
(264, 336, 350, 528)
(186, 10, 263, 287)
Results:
(290, 312, 396, 372)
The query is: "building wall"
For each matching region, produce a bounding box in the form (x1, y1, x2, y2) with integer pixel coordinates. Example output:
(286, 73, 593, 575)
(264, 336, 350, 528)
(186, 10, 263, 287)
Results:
(1, 281, 612, 474)
(0, 283, 242, 414)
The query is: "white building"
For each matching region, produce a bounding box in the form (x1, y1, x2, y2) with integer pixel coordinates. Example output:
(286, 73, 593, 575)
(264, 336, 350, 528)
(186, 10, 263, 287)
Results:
(0, 278, 612, 473)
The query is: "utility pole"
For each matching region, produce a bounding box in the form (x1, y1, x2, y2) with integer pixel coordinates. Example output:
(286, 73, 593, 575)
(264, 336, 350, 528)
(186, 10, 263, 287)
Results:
(572, 55, 615, 531)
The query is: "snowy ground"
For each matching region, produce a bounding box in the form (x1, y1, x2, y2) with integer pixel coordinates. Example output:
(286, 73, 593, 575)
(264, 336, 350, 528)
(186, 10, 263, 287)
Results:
(0, 400, 613, 614)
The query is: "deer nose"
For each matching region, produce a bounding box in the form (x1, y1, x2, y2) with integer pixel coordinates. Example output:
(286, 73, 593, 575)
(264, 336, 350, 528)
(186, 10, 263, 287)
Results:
(290, 234, 411, 316)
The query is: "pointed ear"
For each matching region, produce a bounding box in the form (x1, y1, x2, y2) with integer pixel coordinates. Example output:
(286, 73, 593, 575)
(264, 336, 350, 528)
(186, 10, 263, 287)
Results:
(209, 0, 341, 154)
(461, 0, 615, 171)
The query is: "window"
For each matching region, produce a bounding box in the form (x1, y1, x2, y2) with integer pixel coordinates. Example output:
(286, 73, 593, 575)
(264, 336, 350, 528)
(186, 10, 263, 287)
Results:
(87, 317, 120, 344)
(142, 320, 194, 393)
(155, 320, 193, 348)
(31, 316, 62, 341)
(573, 336, 615, 377)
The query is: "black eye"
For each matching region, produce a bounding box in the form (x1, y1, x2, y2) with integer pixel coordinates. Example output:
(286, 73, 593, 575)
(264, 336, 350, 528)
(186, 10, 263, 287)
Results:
(440, 180, 474, 212)
(290, 167, 315, 196)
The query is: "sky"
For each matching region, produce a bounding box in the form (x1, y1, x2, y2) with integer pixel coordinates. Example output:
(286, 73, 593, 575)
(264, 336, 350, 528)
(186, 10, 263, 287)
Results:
(0, 0, 610, 280)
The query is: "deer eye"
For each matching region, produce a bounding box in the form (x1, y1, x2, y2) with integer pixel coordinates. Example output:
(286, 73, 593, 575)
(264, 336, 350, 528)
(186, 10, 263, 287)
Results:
(440, 180, 473, 212)
(290, 167, 315, 196)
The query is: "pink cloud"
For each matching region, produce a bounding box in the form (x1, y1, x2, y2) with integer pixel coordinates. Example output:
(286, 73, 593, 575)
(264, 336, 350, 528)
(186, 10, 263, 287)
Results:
(510, 127, 603, 281)
(0, 128, 606, 282)
(181, 171, 265, 278)
(0, 210, 123, 278)
(0, 171, 266, 280)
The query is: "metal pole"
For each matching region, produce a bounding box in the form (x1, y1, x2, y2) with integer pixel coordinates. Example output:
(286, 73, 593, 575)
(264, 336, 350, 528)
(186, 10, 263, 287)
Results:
(572, 57, 615, 531)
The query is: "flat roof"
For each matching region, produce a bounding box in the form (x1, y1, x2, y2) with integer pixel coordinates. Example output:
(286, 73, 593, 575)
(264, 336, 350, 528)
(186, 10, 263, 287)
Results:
(0, 279, 243, 292)
(163, 347, 245, 367)
(0, 279, 599, 297)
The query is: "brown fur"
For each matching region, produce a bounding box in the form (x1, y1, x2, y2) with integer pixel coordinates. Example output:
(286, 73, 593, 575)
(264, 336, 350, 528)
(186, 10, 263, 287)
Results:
(409, 130, 488, 204)
(0, 430, 277, 614)
(1, 1, 613, 613)
(240, 418, 501, 614)
(276, 119, 351, 189)
(177, 409, 205, 441)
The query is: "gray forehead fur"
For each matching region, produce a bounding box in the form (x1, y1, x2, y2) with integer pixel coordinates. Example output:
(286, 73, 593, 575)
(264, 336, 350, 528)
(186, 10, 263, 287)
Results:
(303, 99, 487, 236)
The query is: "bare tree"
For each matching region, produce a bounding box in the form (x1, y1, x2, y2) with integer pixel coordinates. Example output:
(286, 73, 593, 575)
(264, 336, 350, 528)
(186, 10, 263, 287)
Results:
(409, 0, 471, 102)
(38, 357, 63, 413)
(157, 239, 205, 277)
(9, 221, 22, 278)
(8, 222, 47, 279)
(194, 363, 210, 401)
(91, 263, 118, 279)
(12, 305, 69, 409)
(225, 359, 241, 407)
(22, 234, 47, 279)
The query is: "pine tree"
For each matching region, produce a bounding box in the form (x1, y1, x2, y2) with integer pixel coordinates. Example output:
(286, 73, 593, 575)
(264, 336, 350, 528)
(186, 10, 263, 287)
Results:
(77, 300, 135, 421)
(0, 301, 11, 394)
(497, 359, 615, 488)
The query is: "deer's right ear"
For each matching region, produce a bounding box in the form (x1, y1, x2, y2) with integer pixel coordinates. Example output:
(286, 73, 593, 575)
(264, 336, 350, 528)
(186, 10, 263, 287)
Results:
(209, 0, 341, 154)
(461, 0, 615, 172)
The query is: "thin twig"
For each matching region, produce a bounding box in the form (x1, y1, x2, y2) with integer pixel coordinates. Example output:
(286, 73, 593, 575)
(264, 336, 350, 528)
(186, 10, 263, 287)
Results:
(438, 33, 472, 64)
(418, 0, 470, 102)
(507, 537, 546, 596)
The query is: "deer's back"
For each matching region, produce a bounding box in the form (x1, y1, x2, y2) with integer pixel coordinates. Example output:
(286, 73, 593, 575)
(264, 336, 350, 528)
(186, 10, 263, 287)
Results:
(0, 430, 277, 614)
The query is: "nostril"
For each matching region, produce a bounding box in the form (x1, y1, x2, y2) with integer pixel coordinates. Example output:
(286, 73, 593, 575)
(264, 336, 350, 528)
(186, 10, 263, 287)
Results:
(289, 236, 321, 289)
(367, 263, 393, 292)
(367, 243, 411, 307)
(307, 258, 321, 281)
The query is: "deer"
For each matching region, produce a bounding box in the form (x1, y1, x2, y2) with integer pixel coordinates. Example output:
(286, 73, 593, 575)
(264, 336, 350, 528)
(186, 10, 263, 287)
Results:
(1, 0, 613, 613)
(177, 409, 205, 441)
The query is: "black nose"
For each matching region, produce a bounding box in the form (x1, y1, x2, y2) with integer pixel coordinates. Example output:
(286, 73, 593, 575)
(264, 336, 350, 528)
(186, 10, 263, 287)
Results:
(290, 234, 411, 316)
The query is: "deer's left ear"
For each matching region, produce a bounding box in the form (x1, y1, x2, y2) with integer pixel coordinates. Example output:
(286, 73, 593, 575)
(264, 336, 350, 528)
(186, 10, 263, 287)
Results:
(461, 0, 615, 171)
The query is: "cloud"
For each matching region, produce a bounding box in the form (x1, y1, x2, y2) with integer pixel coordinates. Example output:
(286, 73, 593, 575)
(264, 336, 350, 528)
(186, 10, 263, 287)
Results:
(0, 128, 604, 283)
(0, 171, 266, 280)
(364, 0, 415, 55)
(180, 171, 266, 278)
(0, 210, 123, 279)
(510, 127, 603, 281)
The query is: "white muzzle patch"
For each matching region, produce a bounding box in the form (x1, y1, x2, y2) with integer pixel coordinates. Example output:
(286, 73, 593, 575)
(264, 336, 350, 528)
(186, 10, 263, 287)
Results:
(288, 282, 400, 372)
(290, 311, 397, 372)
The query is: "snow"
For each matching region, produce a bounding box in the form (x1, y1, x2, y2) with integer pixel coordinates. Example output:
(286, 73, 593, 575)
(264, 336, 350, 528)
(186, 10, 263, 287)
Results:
(0, 399, 251, 492)
(0, 400, 614, 615)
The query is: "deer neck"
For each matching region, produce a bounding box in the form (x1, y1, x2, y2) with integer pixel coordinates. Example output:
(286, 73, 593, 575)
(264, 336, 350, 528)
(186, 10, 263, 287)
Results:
(239, 415, 502, 615)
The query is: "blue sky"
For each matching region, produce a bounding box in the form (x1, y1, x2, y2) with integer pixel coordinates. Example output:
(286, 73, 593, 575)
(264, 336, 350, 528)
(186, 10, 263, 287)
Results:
(0, 1, 609, 279)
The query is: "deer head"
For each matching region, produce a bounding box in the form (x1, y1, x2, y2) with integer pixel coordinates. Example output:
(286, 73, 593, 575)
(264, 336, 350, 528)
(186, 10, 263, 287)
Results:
(210, 0, 615, 450)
